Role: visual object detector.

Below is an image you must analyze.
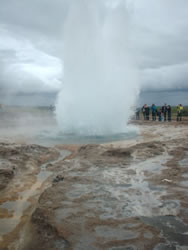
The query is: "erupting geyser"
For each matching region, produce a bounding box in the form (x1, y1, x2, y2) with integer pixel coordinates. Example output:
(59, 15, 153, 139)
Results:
(56, 0, 139, 135)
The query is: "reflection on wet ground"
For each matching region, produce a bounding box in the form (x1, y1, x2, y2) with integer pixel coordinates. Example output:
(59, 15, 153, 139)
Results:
(0, 200, 30, 236)
(180, 156, 188, 167)
(45, 146, 188, 249)
(141, 216, 188, 248)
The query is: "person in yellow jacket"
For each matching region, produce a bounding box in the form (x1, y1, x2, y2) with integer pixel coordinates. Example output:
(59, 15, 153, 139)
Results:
(177, 104, 184, 121)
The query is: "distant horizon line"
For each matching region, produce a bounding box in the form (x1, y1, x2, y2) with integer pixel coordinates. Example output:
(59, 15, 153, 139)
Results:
(0, 88, 188, 97)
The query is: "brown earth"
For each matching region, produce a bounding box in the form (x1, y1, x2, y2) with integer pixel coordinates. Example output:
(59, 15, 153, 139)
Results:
(0, 122, 188, 250)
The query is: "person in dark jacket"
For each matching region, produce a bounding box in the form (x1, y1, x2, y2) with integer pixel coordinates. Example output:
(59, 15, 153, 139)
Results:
(167, 105, 171, 121)
(145, 105, 150, 120)
(142, 104, 146, 120)
(161, 103, 167, 121)
(157, 109, 162, 121)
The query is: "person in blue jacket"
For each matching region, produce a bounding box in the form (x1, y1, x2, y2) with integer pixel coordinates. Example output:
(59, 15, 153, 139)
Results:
(151, 104, 157, 121)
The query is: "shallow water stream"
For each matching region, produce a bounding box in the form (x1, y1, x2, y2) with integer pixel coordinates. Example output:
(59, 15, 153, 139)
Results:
(0, 149, 70, 239)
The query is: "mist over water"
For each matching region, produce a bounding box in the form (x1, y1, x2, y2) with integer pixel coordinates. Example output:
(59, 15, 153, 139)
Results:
(56, 0, 139, 135)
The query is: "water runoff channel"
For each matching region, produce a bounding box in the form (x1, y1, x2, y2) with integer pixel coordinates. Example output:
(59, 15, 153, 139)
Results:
(0, 149, 71, 240)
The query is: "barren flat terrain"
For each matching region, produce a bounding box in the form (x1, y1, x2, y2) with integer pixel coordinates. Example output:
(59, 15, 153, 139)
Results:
(0, 114, 188, 249)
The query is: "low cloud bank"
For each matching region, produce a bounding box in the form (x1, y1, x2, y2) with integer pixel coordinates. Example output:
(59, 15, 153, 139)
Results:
(0, 0, 188, 100)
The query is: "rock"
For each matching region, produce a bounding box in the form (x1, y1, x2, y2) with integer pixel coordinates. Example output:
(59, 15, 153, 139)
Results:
(29, 208, 69, 250)
(0, 168, 14, 177)
(53, 174, 64, 183)
(103, 148, 132, 158)
(0, 168, 14, 190)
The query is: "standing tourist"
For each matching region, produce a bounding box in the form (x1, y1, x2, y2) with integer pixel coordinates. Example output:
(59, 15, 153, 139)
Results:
(167, 105, 171, 121)
(161, 103, 167, 121)
(158, 109, 162, 121)
(145, 105, 150, 120)
(142, 104, 146, 120)
(151, 104, 157, 121)
(177, 104, 184, 121)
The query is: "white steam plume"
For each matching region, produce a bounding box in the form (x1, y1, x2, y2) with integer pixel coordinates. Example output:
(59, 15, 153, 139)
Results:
(56, 0, 139, 135)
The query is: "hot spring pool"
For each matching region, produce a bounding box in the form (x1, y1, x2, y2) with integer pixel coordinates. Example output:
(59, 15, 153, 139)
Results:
(35, 129, 138, 146)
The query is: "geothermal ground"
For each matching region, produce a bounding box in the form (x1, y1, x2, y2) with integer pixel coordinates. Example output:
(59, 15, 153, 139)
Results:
(0, 109, 188, 249)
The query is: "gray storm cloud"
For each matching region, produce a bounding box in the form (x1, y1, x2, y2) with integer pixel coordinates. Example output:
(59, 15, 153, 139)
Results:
(0, 0, 188, 96)
(141, 63, 188, 91)
(0, 28, 62, 94)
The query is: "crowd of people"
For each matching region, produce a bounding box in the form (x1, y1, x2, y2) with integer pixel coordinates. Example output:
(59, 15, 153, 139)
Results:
(135, 103, 184, 122)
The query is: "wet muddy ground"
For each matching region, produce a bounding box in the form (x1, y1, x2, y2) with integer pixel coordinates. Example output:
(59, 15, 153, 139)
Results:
(0, 122, 188, 250)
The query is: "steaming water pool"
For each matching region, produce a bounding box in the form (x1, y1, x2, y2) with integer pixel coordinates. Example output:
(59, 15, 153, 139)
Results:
(36, 130, 138, 146)
(0, 107, 139, 146)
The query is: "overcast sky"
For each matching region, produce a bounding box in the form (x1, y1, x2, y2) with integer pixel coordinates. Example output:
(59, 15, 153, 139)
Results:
(0, 0, 188, 99)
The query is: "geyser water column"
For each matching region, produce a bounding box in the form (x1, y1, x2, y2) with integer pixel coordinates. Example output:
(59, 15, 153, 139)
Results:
(56, 0, 139, 135)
